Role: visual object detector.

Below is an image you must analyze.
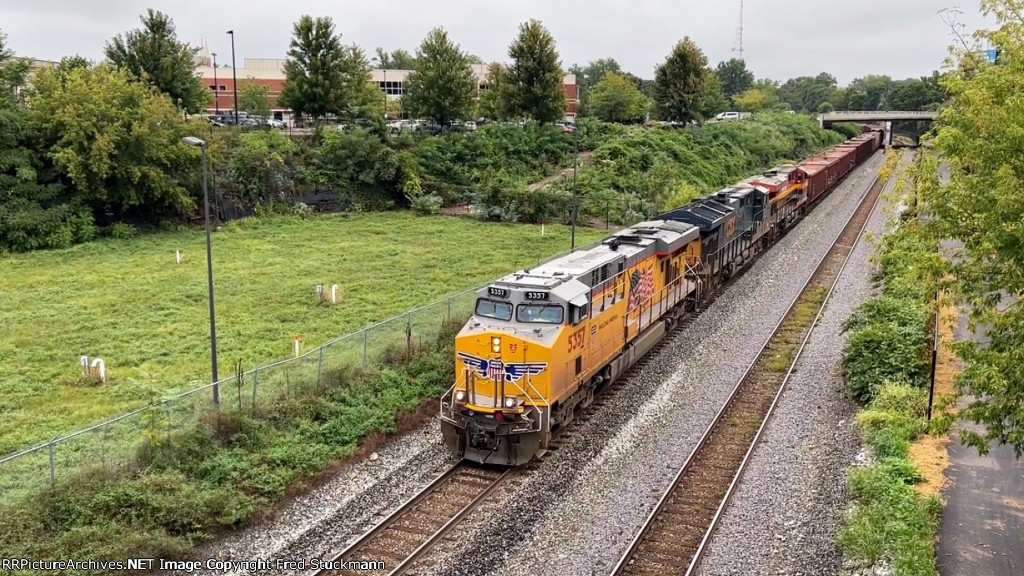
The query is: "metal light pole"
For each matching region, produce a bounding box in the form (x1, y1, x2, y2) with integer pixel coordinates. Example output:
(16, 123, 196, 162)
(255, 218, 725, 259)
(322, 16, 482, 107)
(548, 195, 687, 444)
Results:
(212, 53, 219, 116)
(570, 85, 582, 251)
(182, 136, 220, 405)
(227, 30, 239, 125)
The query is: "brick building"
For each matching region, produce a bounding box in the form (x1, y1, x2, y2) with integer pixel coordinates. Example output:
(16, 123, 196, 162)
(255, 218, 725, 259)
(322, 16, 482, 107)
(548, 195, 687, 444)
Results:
(194, 50, 578, 122)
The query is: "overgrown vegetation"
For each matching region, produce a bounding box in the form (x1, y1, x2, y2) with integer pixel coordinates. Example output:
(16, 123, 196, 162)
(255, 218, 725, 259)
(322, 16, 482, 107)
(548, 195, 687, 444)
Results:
(838, 152, 942, 576)
(0, 317, 465, 574)
(551, 113, 845, 225)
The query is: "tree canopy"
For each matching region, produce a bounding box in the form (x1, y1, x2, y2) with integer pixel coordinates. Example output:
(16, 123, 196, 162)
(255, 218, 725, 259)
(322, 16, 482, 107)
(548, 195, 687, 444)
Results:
(402, 27, 477, 126)
(911, 0, 1024, 457)
(588, 72, 649, 123)
(279, 15, 371, 122)
(652, 37, 713, 123)
(29, 63, 199, 221)
(716, 58, 755, 100)
(477, 63, 509, 120)
(239, 81, 272, 119)
(104, 9, 210, 114)
(776, 72, 837, 114)
(373, 48, 417, 70)
(503, 20, 567, 124)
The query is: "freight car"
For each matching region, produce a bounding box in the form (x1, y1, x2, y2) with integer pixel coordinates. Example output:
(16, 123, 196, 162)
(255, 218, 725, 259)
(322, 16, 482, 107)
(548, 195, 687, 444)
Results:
(439, 129, 883, 466)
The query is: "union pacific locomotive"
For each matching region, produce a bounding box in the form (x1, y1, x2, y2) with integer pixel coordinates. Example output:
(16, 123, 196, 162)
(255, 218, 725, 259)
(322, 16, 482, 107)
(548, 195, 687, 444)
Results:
(439, 129, 884, 466)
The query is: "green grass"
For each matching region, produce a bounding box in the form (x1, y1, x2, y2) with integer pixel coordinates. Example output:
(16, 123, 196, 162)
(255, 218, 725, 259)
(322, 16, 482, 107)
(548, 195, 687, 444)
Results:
(0, 212, 606, 455)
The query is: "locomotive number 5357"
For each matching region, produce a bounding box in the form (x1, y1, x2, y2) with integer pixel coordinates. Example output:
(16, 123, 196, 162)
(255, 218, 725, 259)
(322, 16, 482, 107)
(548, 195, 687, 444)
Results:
(568, 329, 586, 353)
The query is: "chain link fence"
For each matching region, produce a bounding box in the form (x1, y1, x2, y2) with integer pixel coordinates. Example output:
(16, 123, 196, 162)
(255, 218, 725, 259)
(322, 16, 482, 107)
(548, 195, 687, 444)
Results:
(0, 241, 600, 504)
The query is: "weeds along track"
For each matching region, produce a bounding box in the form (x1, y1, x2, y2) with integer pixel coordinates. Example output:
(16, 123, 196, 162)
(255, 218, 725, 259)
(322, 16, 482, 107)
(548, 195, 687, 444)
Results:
(610, 163, 889, 576)
(313, 464, 512, 576)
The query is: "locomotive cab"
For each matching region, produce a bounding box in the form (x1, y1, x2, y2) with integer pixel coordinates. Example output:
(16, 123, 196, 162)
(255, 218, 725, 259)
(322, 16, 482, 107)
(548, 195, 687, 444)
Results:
(441, 276, 587, 465)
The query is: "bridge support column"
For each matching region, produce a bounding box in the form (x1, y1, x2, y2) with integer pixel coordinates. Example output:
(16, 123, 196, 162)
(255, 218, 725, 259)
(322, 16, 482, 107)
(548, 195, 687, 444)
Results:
(885, 121, 893, 148)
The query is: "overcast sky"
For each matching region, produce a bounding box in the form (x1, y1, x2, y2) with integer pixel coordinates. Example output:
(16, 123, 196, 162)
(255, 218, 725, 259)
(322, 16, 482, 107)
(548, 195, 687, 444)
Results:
(3, 0, 995, 85)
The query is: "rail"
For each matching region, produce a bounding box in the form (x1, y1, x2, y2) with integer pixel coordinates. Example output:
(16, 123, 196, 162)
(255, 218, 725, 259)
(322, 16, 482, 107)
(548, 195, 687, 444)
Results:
(313, 464, 514, 576)
(611, 157, 888, 576)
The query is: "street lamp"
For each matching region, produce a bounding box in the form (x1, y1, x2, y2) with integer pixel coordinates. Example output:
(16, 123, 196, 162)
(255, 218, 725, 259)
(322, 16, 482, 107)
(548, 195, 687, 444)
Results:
(182, 136, 220, 405)
(211, 52, 219, 117)
(227, 30, 239, 125)
(571, 84, 582, 251)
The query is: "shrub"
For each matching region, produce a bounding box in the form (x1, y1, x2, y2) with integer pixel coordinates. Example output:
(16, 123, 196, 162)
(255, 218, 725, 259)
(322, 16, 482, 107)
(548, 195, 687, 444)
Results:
(409, 193, 443, 215)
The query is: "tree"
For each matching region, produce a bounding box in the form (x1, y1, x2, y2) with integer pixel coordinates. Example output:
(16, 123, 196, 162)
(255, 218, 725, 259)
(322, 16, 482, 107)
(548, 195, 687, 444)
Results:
(701, 71, 730, 117)
(716, 58, 755, 100)
(733, 88, 778, 112)
(652, 37, 712, 123)
(886, 73, 947, 110)
(588, 72, 649, 123)
(403, 27, 477, 126)
(569, 58, 623, 95)
(29, 64, 197, 221)
(777, 73, 837, 113)
(279, 15, 370, 123)
(373, 48, 417, 69)
(104, 9, 210, 114)
(844, 74, 895, 110)
(911, 0, 1024, 457)
(477, 63, 508, 120)
(239, 80, 272, 119)
(0, 31, 94, 252)
(503, 20, 567, 124)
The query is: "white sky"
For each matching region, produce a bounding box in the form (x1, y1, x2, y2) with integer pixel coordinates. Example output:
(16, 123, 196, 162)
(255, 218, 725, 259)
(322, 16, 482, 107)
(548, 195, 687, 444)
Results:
(2, 0, 996, 84)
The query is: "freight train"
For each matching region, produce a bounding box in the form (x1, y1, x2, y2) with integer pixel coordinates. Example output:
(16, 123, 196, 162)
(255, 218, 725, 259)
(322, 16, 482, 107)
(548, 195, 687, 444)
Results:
(439, 129, 884, 466)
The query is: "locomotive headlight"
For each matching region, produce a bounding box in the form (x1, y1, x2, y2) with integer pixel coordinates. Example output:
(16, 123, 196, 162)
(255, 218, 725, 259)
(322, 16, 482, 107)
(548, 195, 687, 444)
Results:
(504, 397, 516, 409)
(491, 336, 501, 353)
(455, 390, 466, 403)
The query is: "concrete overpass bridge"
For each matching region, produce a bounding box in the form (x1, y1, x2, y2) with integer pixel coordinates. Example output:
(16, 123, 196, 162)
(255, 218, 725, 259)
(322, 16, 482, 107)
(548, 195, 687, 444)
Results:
(818, 111, 938, 147)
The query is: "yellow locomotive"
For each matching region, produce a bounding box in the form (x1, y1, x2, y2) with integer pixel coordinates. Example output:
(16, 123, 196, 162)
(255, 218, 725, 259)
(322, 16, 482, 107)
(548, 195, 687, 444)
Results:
(439, 218, 705, 465)
(439, 130, 883, 466)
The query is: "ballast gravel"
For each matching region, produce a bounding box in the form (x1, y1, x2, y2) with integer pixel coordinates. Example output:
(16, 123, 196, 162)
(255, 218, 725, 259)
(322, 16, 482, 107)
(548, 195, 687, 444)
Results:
(172, 152, 887, 576)
(174, 424, 458, 576)
(417, 152, 890, 576)
(692, 155, 899, 576)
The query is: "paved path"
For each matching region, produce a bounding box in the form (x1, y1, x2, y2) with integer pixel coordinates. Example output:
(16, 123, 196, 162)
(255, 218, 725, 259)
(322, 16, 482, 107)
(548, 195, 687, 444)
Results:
(937, 291, 1024, 576)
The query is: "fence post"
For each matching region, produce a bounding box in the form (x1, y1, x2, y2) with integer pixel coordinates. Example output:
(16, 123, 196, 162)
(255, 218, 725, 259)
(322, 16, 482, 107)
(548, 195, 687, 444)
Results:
(318, 346, 324, 388)
(48, 436, 57, 486)
(252, 367, 259, 414)
(406, 314, 413, 356)
(447, 297, 453, 322)
(362, 328, 368, 369)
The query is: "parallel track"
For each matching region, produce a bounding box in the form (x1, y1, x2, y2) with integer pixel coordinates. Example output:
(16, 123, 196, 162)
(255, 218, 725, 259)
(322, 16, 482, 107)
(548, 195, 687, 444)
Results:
(313, 464, 513, 576)
(610, 160, 890, 576)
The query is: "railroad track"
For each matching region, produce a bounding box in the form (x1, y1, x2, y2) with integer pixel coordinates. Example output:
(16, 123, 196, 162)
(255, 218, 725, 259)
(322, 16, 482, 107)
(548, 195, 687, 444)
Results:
(610, 161, 890, 576)
(313, 464, 513, 576)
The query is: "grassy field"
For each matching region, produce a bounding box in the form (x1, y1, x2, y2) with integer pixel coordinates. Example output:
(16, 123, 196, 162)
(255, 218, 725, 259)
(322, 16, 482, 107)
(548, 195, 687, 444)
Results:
(0, 213, 607, 455)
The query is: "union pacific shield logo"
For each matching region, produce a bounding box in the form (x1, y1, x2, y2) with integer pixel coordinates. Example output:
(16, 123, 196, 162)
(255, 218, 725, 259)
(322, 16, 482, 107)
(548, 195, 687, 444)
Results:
(458, 352, 547, 383)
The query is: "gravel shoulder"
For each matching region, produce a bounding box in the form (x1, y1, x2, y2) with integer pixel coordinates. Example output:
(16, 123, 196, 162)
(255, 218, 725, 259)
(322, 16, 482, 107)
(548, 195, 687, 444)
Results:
(177, 424, 457, 576)
(174, 152, 885, 576)
(419, 152, 888, 576)
(692, 157, 895, 576)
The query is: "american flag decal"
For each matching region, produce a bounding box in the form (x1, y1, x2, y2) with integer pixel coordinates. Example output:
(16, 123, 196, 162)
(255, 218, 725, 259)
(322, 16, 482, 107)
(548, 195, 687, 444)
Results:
(628, 267, 655, 311)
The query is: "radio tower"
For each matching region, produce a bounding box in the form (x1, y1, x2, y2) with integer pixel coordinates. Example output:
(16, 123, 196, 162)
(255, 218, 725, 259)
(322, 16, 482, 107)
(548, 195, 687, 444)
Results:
(732, 0, 745, 61)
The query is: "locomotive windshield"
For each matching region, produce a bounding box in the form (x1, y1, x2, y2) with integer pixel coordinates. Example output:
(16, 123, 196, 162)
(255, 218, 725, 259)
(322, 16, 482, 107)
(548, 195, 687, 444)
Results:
(475, 299, 512, 321)
(516, 304, 564, 324)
